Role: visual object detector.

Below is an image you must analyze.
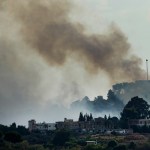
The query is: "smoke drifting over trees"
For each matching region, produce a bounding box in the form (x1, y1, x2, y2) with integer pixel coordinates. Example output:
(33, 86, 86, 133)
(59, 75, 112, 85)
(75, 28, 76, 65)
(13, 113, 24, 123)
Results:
(113, 80, 150, 104)
(71, 90, 124, 116)
(0, 0, 146, 124)
(71, 81, 150, 116)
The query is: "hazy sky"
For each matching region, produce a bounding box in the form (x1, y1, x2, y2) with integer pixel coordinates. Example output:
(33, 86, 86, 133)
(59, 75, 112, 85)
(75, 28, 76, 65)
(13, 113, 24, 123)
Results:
(71, 0, 150, 62)
(0, 0, 150, 125)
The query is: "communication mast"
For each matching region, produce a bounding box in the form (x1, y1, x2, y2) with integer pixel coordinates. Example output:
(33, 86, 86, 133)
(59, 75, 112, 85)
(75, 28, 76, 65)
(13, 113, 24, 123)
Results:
(146, 59, 148, 80)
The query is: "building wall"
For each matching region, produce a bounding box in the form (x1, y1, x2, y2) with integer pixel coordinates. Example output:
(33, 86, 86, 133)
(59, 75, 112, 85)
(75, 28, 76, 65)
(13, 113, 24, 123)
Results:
(28, 120, 36, 132)
(129, 119, 150, 127)
(28, 120, 56, 131)
(29, 117, 116, 132)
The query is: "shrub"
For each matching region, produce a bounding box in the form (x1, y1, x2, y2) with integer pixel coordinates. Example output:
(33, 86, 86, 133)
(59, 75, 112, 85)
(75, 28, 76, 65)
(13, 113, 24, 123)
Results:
(77, 139, 87, 146)
(128, 142, 136, 149)
(108, 140, 118, 148)
(52, 130, 70, 146)
(4, 131, 22, 143)
(84, 145, 103, 150)
(0, 131, 3, 139)
(113, 145, 127, 150)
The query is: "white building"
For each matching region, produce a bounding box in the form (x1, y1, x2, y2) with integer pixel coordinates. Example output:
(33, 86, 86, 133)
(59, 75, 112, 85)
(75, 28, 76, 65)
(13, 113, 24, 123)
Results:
(129, 119, 150, 127)
(28, 120, 36, 132)
(28, 120, 56, 132)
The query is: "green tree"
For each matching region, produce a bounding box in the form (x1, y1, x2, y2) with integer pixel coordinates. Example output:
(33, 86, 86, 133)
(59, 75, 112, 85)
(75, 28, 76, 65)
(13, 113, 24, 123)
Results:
(84, 113, 88, 122)
(107, 90, 124, 109)
(89, 113, 93, 121)
(84, 145, 103, 150)
(120, 96, 150, 128)
(113, 145, 127, 150)
(128, 142, 136, 150)
(52, 130, 70, 146)
(10, 122, 17, 130)
(107, 140, 118, 148)
(104, 115, 107, 128)
(4, 131, 22, 143)
(77, 139, 87, 146)
(17, 125, 29, 135)
(79, 112, 85, 122)
(0, 131, 3, 139)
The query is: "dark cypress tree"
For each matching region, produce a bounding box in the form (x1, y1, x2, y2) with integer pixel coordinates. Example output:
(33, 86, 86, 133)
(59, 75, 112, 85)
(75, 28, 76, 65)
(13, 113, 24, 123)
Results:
(104, 115, 107, 128)
(79, 112, 84, 121)
(89, 113, 93, 121)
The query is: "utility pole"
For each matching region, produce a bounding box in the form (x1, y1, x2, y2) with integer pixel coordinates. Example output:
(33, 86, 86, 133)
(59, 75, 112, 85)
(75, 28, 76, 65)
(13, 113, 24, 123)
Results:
(146, 59, 148, 80)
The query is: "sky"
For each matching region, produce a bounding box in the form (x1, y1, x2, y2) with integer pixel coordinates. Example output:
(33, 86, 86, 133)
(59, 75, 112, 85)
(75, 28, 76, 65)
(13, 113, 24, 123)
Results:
(0, 0, 150, 126)
(71, 0, 150, 61)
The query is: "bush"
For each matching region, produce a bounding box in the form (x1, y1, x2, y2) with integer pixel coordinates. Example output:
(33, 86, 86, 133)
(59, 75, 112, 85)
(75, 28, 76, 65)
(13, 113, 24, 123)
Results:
(108, 140, 118, 148)
(65, 141, 77, 148)
(52, 130, 70, 146)
(136, 142, 150, 150)
(4, 131, 22, 143)
(128, 142, 136, 149)
(113, 145, 127, 150)
(84, 145, 103, 150)
(77, 139, 87, 146)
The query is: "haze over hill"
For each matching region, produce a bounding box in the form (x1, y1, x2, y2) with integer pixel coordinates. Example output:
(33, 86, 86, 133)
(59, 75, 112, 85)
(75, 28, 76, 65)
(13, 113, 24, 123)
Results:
(71, 80, 150, 118)
(112, 80, 150, 104)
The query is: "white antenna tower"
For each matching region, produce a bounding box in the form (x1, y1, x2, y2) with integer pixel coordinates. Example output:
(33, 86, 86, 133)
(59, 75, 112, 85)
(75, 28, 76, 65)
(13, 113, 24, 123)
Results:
(146, 59, 148, 80)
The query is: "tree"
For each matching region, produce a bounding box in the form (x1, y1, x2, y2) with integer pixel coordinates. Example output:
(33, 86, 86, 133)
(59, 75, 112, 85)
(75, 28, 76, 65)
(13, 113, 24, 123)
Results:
(104, 115, 107, 121)
(113, 145, 127, 150)
(110, 117, 120, 129)
(107, 140, 118, 148)
(4, 131, 22, 143)
(120, 96, 150, 128)
(84, 145, 103, 150)
(128, 142, 136, 150)
(84, 113, 88, 122)
(10, 122, 16, 130)
(86, 114, 89, 121)
(79, 112, 93, 122)
(107, 90, 124, 109)
(89, 113, 93, 121)
(0, 131, 3, 139)
(79, 112, 85, 122)
(77, 140, 87, 146)
(52, 130, 70, 146)
(104, 115, 107, 128)
(17, 125, 29, 135)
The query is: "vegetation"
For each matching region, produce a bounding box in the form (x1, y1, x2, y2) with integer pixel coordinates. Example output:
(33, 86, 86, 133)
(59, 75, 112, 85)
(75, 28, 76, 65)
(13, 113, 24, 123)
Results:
(78, 112, 93, 122)
(4, 131, 22, 143)
(0, 122, 29, 135)
(0, 123, 150, 149)
(1, 96, 150, 149)
(128, 142, 136, 150)
(52, 130, 70, 146)
(71, 90, 124, 115)
(107, 140, 118, 148)
(84, 145, 103, 150)
(120, 96, 150, 128)
(113, 145, 127, 150)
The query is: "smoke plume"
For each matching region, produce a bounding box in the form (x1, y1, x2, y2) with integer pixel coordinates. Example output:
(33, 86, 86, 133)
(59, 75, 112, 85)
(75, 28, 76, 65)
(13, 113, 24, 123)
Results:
(6, 0, 144, 82)
(0, 0, 145, 125)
